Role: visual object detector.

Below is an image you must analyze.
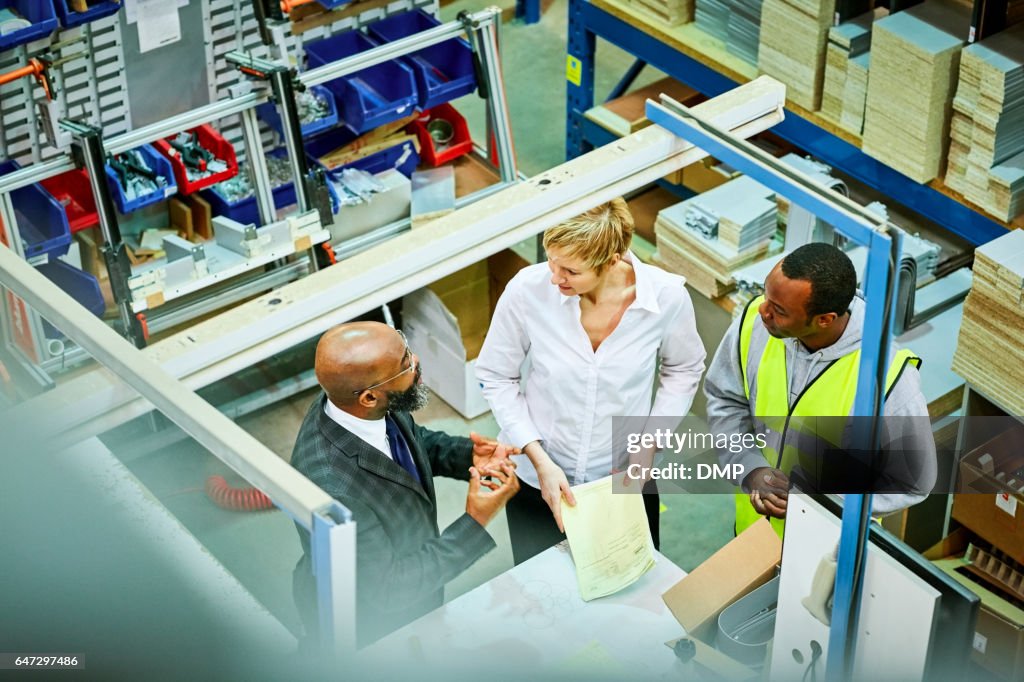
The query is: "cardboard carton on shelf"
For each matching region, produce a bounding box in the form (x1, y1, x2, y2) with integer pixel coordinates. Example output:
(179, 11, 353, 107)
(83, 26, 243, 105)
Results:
(953, 424, 1024, 566)
(926, 530, 1024, 680)
(403, 250, 529, 419)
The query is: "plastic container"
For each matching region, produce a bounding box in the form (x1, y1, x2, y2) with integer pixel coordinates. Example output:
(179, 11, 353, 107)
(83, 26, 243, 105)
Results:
(153, 124, 239, 195)
(0, 1, 57, 52)
(407, 103, 473, 167)
(257, 84, 339, 138)
(716, 575, 779, 666)
(0, 159, 71, 260)
(36, 259, 105, 339)
(39, 168, 98, 234)
(53, 0, 121, 28)
(203, 148, 341, 226)
(104, 144, 178, 214)
(367, 10, 477, 110)
(304, 30, 418, 134)
(313, 0, 353, 10)
(305, 125, 419, 178)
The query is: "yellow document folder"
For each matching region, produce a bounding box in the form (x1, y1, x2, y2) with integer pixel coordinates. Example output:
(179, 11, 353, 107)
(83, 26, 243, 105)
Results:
(561, 475, 655, 601)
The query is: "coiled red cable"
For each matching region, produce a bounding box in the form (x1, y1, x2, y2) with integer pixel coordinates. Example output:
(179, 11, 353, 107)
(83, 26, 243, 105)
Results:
(204, 475, 275, 512)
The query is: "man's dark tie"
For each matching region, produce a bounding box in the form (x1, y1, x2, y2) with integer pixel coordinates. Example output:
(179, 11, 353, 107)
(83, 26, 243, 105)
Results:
(385, 415, 422, 487)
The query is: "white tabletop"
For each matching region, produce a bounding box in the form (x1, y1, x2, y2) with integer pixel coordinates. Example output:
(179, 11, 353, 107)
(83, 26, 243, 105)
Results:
(357, 543, 688, 679)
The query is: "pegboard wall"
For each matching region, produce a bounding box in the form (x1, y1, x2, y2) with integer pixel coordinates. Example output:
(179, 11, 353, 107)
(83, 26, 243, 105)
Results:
(0, 0, 438, 171)
(0, 12, 130, 166)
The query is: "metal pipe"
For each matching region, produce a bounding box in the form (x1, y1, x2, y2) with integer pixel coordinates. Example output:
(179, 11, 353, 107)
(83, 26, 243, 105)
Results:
(474, 16, 518, 183)
(0, 242, 337, 531)
(14, 82, 786, 447)
(299, 8, 500, 88)
(0, 92, 269, 195)
(269, 70, 312, 212)
(63, 121, 142, 346)
(240, 107, 277, 226)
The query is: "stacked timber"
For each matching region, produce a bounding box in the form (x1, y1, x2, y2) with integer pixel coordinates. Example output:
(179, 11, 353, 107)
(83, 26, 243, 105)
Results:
(724, 0, 763, 65)
(820, 10, 879, 134)
(757, 0, 835, 110)
(946, 22, 1024, 222)
(695, 0, 763, 65)
(952, 229, 1024, 414)
(627, 0, 694, 26)
(654, 175, 777, 297)
(860, 0, 970, 183)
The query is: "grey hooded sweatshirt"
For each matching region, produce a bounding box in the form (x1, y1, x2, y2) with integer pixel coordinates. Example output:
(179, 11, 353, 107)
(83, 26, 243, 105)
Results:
(704, 293, 937, 514)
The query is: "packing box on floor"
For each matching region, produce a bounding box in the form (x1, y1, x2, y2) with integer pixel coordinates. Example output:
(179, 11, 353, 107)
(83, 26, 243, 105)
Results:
(403, 250, 528, 418)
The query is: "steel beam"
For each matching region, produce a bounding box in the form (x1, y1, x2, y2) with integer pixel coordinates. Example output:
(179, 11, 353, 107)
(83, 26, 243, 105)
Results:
(5, 78, 786, 451)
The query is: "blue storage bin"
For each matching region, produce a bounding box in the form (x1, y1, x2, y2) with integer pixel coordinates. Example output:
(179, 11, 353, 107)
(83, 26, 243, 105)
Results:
(0, 159, 71, 260)
(314, 0, 353, 9)
(36, 259, 105, 339)
(305, 30, 418, 134)
(0, 0, 57, 51)
(53, 0, 121, 28)
(257, 85, 340, 138)
(367, 10, 477, 110)
(203, 149, 340, 226)
(105, 144, 178, 214)
(304, 126, 419, 179)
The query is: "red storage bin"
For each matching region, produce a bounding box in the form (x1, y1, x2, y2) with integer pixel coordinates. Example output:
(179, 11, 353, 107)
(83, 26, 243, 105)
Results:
(407, 103, 473, 167)
(39, 168, 99, 234)
(153, 124, 238, 194)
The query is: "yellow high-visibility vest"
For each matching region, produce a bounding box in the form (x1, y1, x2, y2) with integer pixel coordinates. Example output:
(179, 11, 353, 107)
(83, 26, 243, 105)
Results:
(734, 295, 921, 537)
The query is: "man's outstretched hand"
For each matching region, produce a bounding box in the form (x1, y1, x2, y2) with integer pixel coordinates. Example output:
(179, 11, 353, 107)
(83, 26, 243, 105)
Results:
(469, 431, 520, 475)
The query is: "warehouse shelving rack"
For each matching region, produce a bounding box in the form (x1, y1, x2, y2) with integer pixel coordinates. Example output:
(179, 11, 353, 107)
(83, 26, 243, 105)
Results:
(0, 2, 516, 391)
(565, 0, 1013, 248)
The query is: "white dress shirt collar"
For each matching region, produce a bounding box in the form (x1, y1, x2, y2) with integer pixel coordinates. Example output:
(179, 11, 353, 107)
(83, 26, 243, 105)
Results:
(555, 250, 660, 314)
(323, 397, 392, 460)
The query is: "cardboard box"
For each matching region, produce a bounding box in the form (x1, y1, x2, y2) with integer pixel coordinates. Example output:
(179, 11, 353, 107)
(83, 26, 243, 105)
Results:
(932, 557, 1024, 679)
(953, 493, 1024, 566)
(675, 158, 738, 193)
(403, 251, 528, 419)
(662, 519, 781, 651)
(952, 427, 1024, 565)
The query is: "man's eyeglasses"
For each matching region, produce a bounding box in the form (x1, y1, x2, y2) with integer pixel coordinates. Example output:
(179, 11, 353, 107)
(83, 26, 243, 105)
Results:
(353, 329, 417, 395)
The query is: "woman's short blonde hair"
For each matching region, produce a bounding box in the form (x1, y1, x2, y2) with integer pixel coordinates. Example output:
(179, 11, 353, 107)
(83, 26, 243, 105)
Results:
(542, 197, 634, 271)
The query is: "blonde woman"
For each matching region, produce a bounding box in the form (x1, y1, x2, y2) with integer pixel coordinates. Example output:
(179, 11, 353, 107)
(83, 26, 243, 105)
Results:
(476, 198, 706, 564)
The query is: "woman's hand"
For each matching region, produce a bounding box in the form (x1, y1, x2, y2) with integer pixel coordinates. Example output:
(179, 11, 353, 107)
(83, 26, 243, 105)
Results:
(536, 460, 577, 533)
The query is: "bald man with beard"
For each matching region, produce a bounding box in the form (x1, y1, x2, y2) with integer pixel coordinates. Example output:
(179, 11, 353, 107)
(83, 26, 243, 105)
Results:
(291, 322, 519, 647)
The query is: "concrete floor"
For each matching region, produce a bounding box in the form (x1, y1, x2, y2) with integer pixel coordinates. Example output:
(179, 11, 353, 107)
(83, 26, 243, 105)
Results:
(107, 0, 738, 640)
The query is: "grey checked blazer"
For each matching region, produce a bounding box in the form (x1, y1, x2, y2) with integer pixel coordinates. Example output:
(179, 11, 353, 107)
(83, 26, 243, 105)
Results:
(291, 393, 496, 646)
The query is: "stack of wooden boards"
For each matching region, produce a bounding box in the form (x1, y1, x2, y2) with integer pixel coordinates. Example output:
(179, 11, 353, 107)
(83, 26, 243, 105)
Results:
(952, 229, 1024, 415)
(626, 0, 694, 26)
(655, 175, 778, 297)
(582, 77, 703, 138)
(946, 22, 1024, 222)
(757, 0, 836, 110)
(860, 0, 970, 183)
(820, 10, 882, 135)
(694, 0, 763, 65)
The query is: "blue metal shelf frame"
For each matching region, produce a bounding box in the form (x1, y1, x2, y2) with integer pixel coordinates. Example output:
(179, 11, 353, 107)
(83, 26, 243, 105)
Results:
(565, 0, 1007, 246)
(647, 99, 901, 681)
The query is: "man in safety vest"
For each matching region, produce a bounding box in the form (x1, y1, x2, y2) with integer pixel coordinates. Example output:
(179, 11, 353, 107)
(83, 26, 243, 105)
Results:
(704, 243, 937, 536)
